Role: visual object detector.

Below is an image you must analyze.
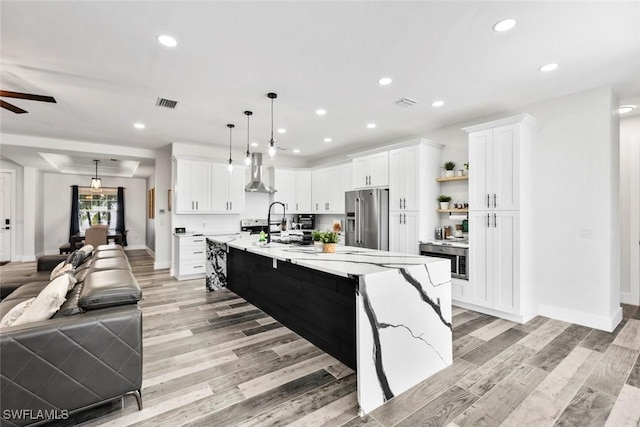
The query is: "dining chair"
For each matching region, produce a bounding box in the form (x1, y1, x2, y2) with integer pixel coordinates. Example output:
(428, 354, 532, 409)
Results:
(85, 226, 108, 248)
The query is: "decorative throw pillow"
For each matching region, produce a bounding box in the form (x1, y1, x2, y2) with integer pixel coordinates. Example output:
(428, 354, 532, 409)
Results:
(11, 275, 73, 326)
(50, 260, 67, 280)
(50, 263, 74, 281)
(0, 298, 36, 328)
(79, 245, 94, 258)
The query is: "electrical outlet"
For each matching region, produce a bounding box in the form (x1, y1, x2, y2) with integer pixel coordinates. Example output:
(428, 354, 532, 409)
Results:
(579, 228, 594, 239)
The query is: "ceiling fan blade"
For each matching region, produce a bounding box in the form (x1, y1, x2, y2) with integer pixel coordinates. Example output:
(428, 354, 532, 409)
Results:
(0, 100, 27, 114)
(0, 90, 56, 103)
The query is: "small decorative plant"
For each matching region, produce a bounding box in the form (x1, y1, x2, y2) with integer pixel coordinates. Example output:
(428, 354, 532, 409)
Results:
(464, 162, 469, 170)
(438, 194, 452, 210)
(443, 161, 456, 177)
(321, 231, 339, 253)
(311, 230, 323, 242)
(321, 231, 339, 244)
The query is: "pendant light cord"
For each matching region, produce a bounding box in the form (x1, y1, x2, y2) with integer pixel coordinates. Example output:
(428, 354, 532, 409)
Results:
(227, 124, 234, 160)
(270, 97, 274, 142)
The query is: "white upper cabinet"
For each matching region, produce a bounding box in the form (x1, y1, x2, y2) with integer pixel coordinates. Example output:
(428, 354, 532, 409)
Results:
(389, 145, 420, 211)
(295, 170, 312, 212)
(311, 163, 352, 214)
(211, 163, 246, 213)
(175, 159, 212, 213)
(468, 123, 521, 211)
(274, 169, 312, 213)
(352, 152, 388, 188)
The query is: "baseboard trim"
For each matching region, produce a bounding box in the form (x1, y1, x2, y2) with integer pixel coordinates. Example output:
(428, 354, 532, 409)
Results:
(538, 304, 623, 332)
(452, 300, 527, 324)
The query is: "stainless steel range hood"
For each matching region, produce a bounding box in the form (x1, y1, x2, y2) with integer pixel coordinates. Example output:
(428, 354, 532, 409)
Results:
(245, 152, 276, 193)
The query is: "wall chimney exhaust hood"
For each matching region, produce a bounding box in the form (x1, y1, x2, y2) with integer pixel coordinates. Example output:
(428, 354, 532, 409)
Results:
(245, 152, 276, 193)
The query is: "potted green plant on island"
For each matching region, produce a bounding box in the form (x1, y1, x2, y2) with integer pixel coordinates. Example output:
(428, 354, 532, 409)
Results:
(443, 161, 456, 177)
(321, 231, 339, 253)
(312, 230, 324, 252)
(438, 194, 452, 210)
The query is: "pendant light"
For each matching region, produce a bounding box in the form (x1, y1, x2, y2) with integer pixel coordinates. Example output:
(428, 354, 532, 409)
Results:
(244, 110, 252, 166)
(90, 159, 102, 192)
(227, 123, 235, 173)
(267, 92, 278, 159)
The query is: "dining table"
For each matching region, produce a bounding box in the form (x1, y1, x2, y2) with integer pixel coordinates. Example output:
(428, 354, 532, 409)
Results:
(70, 231, 123, 246)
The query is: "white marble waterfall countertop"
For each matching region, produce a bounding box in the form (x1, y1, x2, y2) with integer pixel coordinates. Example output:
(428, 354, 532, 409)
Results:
(207, 234, 449, 278)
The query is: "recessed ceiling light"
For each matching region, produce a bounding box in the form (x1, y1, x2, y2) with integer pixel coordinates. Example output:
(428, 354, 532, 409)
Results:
(315, 109, 326, 115)
(432, 100, 444, 107)
(250, 142, 259, 147)
(492, 18, 517, 32)
(378, 77, 392, 86)
(324, 138, 332, 143)
(157, 35, 177, 47)
(367, 123, 377, 129)
(134, 123, 145, 129)
(619, 105, 636, 114)
(293, 149, 300, 154)
(539, 63, 559, 72)
(277, 128, 286, 134)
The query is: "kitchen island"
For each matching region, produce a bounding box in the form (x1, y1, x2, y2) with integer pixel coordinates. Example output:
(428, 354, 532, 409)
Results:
(206, 235, 452, 415)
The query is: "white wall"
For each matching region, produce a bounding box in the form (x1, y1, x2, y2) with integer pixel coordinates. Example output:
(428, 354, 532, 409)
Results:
(42, 173, 147, 254)
(35, 169, 45, 256)
(620, 114, 640, 305)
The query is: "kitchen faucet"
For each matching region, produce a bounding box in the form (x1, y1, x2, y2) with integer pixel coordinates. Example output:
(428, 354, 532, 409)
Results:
(267, 201, 285, 244)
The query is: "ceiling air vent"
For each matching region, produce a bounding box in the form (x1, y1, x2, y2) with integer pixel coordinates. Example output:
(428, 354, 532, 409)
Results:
(156, 97, 179, 109)
(394, 97, 418, 108)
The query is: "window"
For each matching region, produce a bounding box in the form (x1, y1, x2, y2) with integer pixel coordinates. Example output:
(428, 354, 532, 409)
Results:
(78, 188, 118, 232)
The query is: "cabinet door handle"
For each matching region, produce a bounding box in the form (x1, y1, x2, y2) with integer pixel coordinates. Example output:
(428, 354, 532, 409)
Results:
(296, 203, 298, 211)
(494, 213, 497, 228)
(230, 201, 232, 210)
(316, 203, 318, 211)
(193, 265, 203, 269)
(403, 198, 406, 209)
(493, 193, 497, 208)
(226, 201, 228, 210)
(399, 214, 402, 224)
(192, 201, 194, 210)
(193, 251, 203, 254)
(487, 213, 490, 228)
(487, 194, 490, 208)
(399, 198, 402, 209)
(196, 201, 199, 210)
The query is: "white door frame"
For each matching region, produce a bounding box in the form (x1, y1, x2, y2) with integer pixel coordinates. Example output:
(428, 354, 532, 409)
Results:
(631, 134, 640, 305)
(0, 169, 16, 262)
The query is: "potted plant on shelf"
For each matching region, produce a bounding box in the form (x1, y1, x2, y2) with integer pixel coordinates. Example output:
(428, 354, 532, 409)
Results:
(464, 162, 469, 176)
(438, 194, 452, 210)
(312, 230, 324, 253)
(321, 231, 339, 253)
(443, 161, 456, 177)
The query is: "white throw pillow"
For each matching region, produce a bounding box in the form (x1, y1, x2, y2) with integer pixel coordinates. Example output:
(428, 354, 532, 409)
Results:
(0, 298, 36, 328)
(50, 260, 67, 280)
(79, 245, 94, 258)
(51, 263, 74, 282)
(11, 275, 73, 326)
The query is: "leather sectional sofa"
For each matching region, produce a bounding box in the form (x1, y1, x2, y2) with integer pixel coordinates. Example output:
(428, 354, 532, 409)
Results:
(0, 245, 143, 426)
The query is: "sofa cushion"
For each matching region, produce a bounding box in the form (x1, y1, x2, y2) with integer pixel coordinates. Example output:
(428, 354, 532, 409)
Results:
(0, 297, 36, 328)
(79, 270, 141, 310)
(11, 275, 75, 326)
(94, 249, 125, 260)
(90, 257, 130, 272)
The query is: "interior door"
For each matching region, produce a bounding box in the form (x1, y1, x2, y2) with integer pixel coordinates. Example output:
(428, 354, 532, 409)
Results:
(0, 172, 11, 262)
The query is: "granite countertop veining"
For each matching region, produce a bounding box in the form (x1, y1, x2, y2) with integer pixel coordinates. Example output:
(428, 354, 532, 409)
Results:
(207, 235, 449, 278)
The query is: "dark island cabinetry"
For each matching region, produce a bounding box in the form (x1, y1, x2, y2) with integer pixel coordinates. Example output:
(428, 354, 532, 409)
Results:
(227, 247, 357, 369)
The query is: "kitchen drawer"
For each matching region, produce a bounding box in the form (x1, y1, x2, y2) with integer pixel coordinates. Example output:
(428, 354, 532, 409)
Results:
(451, 277, 469, 302)
(179, 236, 206, 248)
(179, 260, 206, 275)
(180, 248, 206, 262)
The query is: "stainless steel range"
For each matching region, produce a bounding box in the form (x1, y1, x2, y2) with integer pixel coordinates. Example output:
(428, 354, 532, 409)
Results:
(419, 241, 468, 280)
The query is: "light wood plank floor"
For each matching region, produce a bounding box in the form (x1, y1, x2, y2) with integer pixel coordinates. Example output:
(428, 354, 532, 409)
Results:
(3, 250, 640, 426)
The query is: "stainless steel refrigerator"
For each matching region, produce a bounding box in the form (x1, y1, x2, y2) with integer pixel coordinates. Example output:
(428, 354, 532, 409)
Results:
(345, 188, 389, 250)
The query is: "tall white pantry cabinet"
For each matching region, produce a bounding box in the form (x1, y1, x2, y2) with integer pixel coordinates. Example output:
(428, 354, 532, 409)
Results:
(388, 140, 442, 254)
(462, 114, 539, 323)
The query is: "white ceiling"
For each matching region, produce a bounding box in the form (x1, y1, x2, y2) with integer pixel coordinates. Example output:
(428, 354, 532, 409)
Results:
(1, 1, 639, 177)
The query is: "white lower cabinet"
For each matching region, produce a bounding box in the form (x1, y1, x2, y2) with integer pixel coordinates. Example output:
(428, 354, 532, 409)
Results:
(468, 210, 519, 314)
(389, 211, 419, 255)
(174, 236, 207, 280)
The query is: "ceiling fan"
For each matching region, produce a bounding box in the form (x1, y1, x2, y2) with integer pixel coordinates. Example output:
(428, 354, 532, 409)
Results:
(0, 90, 56, 114)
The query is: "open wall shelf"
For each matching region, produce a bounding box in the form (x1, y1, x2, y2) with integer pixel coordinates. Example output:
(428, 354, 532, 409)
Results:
(436, 175, 468, 182)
